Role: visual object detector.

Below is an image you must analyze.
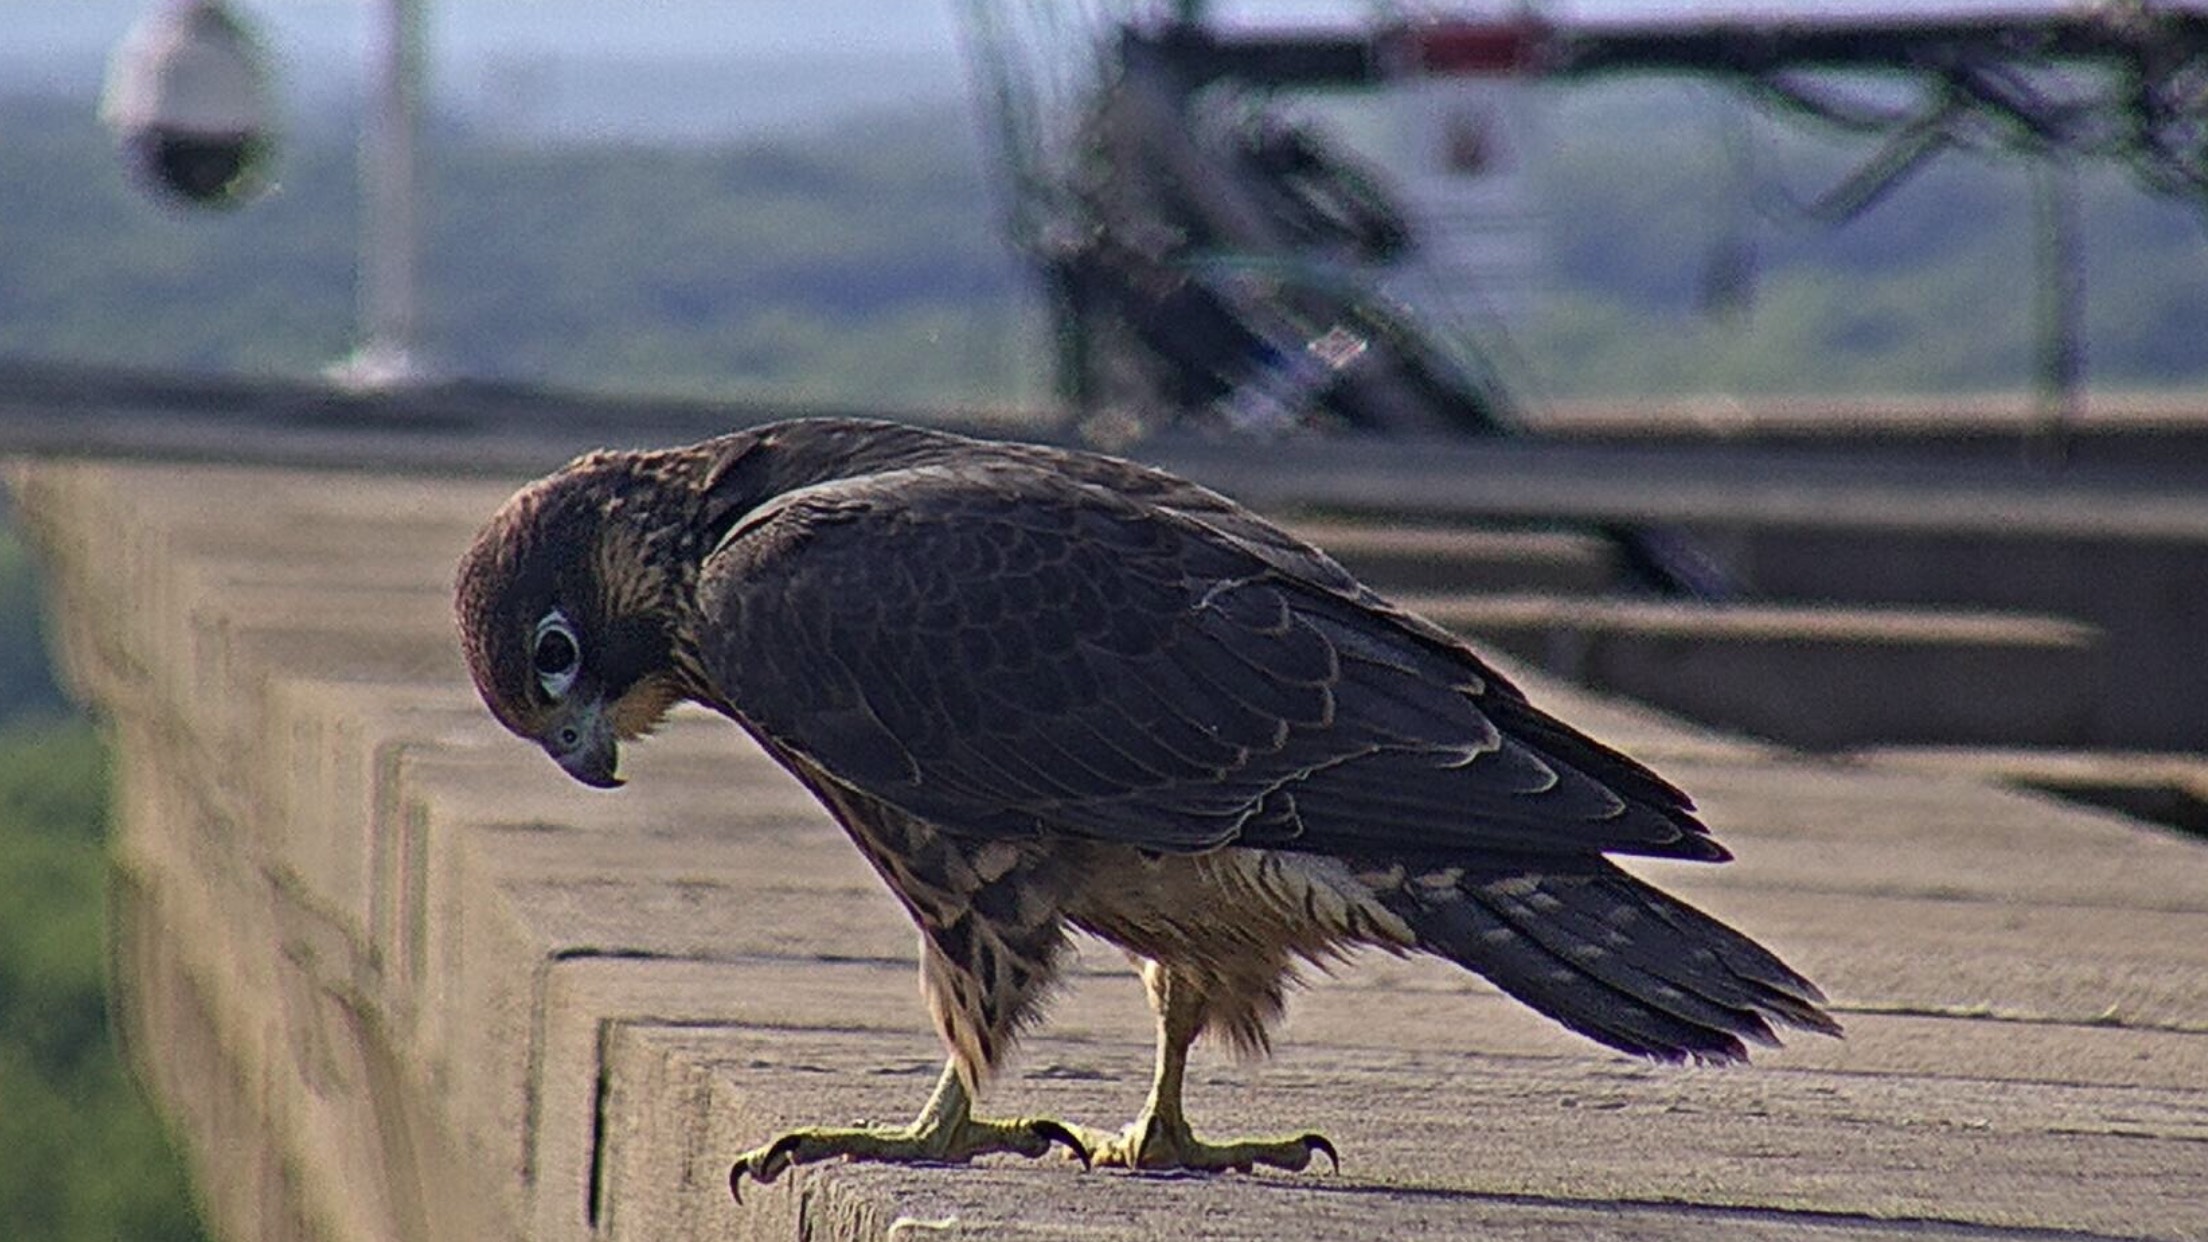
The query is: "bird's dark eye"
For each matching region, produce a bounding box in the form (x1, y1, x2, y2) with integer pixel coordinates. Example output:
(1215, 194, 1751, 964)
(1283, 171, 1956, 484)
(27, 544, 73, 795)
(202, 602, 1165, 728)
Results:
(531, 610, 583, 700)
(534, 628, 578, 677)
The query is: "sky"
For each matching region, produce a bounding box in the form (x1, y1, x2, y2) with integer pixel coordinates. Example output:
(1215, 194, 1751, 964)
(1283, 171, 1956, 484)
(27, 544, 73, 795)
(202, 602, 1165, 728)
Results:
(4, 1, 2189, 140)
(4, 1, 2135, 81)
(0, 0, 969, 138)
(2, 0, 960, 62)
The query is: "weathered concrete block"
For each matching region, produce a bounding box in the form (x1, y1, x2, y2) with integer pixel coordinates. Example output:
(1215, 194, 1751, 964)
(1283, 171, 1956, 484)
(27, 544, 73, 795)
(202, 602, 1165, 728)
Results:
(1414, 593, 2102, 750)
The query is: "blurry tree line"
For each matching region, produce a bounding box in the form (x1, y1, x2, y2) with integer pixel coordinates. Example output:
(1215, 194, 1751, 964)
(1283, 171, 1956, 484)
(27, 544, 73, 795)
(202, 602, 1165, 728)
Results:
(0, 91, 1044, 405)
(2, 83, 2205, 406)
(1526, 83, 2208, 399)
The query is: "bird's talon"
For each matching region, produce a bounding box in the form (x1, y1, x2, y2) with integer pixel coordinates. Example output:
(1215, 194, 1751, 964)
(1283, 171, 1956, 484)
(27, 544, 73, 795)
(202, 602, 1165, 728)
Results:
(728, 1158, 770, 1204)
(728, 1134, 810, 1204)
(1031, 1119, 1092, 1168)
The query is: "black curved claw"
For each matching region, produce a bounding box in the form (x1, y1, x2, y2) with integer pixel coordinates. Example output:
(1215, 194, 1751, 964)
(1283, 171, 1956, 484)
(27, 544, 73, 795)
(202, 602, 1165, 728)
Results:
(728, 1134, 806, 1204)
(1031, 1119, 1092, 1168)
(1301, 1132, 1340, 1175)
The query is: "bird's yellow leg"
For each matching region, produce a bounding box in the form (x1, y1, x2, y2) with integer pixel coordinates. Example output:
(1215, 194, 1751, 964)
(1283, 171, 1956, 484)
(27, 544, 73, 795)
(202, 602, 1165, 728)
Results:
(728, 1061, 1086, 1200)
(1083, 966, 1338, 1174)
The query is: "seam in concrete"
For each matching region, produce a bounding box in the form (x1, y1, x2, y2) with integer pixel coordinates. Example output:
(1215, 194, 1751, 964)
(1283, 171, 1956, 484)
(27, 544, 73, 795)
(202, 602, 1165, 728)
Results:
(1837, 1001, 2208, 1037)
(522, 952, 557, 1194)
(369, 738, 429, 990)
(588, 1017, 615, 1230)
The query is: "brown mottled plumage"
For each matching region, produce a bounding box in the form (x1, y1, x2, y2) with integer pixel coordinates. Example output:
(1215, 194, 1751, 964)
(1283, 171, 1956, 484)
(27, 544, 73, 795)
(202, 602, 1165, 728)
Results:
(454, 418, 1836, 1185)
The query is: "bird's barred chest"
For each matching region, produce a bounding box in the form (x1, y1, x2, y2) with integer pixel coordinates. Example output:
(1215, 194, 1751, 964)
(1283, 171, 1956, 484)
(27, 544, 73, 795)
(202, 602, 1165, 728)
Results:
(772, 740, 1439, 1071)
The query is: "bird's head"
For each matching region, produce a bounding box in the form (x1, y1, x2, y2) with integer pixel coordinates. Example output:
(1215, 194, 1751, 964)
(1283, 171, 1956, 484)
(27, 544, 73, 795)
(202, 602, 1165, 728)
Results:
(454, 453, 703, 789)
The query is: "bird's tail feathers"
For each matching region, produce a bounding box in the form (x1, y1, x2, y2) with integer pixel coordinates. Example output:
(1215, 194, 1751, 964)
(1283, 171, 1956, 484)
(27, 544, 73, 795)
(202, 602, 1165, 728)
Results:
(1384, 859, 1839, 1062)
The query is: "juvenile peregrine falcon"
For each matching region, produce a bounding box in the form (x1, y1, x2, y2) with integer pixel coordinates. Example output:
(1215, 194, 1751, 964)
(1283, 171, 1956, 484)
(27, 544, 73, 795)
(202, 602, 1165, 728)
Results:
(454, 418, 1836, 1191)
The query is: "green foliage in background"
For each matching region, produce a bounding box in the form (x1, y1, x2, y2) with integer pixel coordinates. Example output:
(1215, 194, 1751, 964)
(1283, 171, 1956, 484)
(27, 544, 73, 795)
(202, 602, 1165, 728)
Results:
(0, 93, 1044, 407)
(0, 511, 209, 1242)
(1514, 82, 2208, 398)
(4, 82, 2206, 407)
(0, 505, 69, 724)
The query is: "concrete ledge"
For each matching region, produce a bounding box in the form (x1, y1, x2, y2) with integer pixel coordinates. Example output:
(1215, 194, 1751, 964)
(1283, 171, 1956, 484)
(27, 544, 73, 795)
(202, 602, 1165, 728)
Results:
(12, 456, 2208, 1240)
(1856, 746, 2208, 843)
(1278, 518, 1616, 594)
(1402, 592, 2104, 750)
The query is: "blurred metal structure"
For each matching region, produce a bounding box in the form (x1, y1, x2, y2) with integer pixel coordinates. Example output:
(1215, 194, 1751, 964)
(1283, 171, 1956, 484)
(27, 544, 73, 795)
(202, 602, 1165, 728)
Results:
(104, 0, 436, 385)
(329, 0, 436, 388)
(959, 1, 2208, 456)
(959, 1, 1533, 448)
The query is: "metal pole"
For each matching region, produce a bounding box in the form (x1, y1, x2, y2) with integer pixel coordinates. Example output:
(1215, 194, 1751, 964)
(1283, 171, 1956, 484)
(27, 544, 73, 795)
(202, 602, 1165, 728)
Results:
(332, 0, 431, 387)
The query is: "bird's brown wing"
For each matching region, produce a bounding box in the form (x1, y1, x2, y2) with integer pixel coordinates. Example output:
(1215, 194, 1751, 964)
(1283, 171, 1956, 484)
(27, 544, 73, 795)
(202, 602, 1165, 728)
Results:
(695, 460, 1722, 862)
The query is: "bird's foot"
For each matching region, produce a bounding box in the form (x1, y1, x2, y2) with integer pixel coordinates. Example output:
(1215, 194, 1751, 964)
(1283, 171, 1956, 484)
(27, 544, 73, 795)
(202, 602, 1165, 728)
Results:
(1077, 1110, 1338, 1175)
(729, 1113, 1088, 1200)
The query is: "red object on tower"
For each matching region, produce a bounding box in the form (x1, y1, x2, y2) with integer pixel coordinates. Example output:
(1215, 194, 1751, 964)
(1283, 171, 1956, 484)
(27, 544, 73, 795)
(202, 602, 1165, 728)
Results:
(1392, 16, 1551, 76)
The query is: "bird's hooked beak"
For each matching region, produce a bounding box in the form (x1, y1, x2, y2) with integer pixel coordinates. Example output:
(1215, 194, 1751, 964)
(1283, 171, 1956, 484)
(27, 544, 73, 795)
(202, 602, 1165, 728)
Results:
(543, 695, 624, 789)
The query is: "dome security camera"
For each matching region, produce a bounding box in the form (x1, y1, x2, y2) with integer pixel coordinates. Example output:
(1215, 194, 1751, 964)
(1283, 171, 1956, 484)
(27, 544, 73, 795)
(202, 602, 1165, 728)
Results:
(101, 0, 274, 206)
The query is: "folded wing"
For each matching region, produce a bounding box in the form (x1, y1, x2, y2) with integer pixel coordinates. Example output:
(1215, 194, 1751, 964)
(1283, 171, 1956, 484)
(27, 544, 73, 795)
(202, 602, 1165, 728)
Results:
(696, 459, 1723, 865)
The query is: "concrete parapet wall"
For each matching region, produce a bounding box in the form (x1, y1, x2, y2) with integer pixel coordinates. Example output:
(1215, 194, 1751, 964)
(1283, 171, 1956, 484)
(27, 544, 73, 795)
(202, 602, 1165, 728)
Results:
(12, 455, 2208, 1240)
(19, 463, 523, 1241)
